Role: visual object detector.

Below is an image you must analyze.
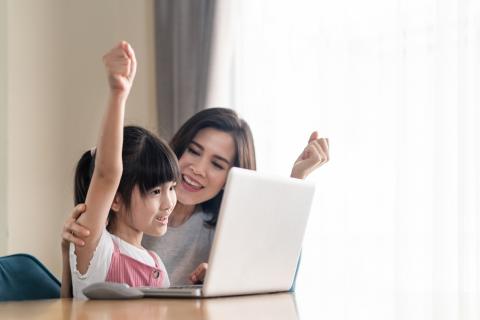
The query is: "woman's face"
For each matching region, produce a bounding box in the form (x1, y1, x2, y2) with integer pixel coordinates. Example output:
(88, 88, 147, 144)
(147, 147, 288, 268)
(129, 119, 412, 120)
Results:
(176, 128, 236, 206)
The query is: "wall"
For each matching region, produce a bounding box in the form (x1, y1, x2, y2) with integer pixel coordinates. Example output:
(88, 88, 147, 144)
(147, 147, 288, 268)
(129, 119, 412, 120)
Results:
(0, 0, 7, 255)
(2, 0, 157, 277)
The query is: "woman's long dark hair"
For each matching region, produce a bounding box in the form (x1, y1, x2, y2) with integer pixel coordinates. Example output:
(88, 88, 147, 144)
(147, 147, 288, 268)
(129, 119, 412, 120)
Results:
(170, 108, 256, 227)
(74, 125, 180, 228)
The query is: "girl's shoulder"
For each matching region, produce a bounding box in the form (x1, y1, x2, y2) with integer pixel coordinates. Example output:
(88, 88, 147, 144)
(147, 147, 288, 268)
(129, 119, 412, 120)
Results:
(70, 228, 115, 298)
(148, 250, 162, 264)
(70, 228, 114, 260)
(110, 233, 156, 266)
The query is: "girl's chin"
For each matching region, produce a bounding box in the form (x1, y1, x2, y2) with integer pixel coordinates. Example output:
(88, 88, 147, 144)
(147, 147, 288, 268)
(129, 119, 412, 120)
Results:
(145, 226, 167, 237)
(157, 229, 167, 237)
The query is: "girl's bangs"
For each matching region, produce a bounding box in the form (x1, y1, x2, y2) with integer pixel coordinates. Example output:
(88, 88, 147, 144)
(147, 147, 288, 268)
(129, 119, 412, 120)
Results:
(134, 139, 180, 195)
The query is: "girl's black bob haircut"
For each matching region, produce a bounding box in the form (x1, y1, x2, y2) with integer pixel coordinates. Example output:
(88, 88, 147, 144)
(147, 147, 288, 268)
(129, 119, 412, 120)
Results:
(74, 126, 180, 222)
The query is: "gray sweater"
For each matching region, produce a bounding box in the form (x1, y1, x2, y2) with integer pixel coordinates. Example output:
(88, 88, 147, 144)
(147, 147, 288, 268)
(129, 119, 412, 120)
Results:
(142, 210, 215, 286)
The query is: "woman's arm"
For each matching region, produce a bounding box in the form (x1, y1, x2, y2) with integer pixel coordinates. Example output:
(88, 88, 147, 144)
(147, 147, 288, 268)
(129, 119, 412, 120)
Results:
(290, 131, 329, 179)
(60, 245, 73, 298)
(73, 41, 136, 274)
(187, 132, 329, 284)
(60, 204, 89, 297)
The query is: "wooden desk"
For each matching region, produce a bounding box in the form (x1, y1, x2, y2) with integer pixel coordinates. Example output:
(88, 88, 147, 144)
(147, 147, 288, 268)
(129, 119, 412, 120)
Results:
(0, 293, 298, 320)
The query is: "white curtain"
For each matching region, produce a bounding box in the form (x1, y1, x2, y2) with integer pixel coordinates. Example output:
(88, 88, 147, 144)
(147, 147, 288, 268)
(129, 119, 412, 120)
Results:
(208, 0, 480, 319)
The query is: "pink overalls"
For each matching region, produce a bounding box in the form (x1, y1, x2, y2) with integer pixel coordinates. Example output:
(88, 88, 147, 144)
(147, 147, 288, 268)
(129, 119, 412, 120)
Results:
(105, 239, 166, 288)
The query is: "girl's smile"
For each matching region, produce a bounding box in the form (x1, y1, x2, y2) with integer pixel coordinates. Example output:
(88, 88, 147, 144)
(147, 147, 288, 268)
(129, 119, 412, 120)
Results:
(154, 215, 169, 225)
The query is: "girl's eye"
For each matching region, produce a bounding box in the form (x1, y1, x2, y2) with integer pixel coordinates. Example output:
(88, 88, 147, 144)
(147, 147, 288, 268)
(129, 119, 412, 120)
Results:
(151, 188, 161, 195)
(187, 147, 200, 156)
(169, 184, 176, 191)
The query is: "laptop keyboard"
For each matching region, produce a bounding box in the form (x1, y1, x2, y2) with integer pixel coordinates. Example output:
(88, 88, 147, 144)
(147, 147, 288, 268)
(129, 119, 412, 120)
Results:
(137, 284, 202, 291)
(169, 284, 203, 289)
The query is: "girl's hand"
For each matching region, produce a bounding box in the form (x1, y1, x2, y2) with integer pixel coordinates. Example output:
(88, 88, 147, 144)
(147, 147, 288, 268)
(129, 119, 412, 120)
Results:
(291, 131, 329, 179)
(61, 203, 90, 252)
(189, 263, 208, 284)
(102, 41, 137, 96)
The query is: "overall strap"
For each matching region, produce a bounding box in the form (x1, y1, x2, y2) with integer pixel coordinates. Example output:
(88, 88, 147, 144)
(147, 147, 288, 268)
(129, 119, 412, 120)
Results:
(146, 250, 161, 269)
(110, 236, 121, 253)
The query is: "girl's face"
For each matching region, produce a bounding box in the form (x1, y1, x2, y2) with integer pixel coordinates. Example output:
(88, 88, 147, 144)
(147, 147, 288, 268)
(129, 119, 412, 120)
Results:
(128, 182, 177, 236)
(176, 128, 236, 206)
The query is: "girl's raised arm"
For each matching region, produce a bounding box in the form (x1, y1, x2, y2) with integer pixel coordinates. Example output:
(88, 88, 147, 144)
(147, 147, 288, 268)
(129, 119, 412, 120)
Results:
(73, 41, 137, 274)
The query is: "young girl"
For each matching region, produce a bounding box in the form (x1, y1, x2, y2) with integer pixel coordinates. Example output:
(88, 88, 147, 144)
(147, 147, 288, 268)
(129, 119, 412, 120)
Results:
(69, 41, 180, 298)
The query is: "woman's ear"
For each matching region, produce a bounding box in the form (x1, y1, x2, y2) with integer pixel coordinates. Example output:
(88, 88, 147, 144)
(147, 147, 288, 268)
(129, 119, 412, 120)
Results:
(111, 193, 123, 213)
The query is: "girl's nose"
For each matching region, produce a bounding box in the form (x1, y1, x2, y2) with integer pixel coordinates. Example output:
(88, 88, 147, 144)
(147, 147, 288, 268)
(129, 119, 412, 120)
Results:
(161, 190, 176, 212)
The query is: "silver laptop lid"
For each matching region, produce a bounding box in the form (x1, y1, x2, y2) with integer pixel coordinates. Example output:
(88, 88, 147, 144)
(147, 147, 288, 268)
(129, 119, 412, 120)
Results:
(203, 167, 315, 297)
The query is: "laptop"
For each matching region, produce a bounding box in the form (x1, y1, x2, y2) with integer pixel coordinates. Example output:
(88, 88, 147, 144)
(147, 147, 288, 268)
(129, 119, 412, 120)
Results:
(83, 167, 315, 299)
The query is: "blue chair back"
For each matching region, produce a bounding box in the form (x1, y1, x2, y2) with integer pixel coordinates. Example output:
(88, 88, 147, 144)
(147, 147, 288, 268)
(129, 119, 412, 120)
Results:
(0, 253, 60, 301)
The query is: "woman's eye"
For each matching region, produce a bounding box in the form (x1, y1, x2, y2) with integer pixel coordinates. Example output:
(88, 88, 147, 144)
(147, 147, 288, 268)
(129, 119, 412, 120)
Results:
(188, 147, 200, 156)
(212, 162, 224, 170)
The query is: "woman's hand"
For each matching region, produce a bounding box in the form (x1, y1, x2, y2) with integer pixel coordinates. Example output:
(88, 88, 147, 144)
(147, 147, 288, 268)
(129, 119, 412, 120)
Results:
(60, 204, 90, 298)
(291, 131, 329, 179)
(102, 41, 137, 97)
(189, 263, 208, 284)
(61, 203, 90, 252)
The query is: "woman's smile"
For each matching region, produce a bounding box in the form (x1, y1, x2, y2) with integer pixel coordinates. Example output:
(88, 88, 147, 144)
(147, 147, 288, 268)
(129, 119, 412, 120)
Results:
(181, 174, 204, 192)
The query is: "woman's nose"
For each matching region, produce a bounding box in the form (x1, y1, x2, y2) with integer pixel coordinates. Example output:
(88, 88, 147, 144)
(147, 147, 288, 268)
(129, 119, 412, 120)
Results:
(191, 159, 207, 177)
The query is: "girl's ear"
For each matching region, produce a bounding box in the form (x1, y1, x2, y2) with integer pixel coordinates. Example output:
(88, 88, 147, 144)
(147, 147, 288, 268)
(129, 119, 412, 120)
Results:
(111, 193, 123, 212)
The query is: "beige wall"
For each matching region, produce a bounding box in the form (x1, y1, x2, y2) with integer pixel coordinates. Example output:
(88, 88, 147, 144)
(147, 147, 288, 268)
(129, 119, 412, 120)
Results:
(2, 0, 157, 277)
(0, 0, 7, 255)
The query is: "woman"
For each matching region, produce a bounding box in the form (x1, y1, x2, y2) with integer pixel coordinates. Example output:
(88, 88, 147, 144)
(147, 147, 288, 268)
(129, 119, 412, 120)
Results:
(61, 107, 329, 295)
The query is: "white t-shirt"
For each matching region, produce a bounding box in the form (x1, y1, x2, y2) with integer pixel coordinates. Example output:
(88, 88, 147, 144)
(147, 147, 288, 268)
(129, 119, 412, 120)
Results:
(70, 229, 170, 299)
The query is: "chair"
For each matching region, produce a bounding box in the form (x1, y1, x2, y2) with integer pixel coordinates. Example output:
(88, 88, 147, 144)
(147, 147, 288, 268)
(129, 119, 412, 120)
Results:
(0, 253, 60, 301)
